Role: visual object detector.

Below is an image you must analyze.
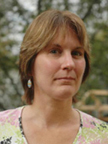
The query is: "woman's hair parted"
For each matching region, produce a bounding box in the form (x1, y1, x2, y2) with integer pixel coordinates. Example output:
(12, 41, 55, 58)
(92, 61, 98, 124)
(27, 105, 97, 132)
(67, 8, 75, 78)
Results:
(19, 9, 91, 104)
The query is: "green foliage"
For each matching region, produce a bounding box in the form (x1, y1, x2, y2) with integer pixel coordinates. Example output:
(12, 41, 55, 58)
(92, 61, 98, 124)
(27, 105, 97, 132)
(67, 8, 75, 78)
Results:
(0, 0, 29, 110)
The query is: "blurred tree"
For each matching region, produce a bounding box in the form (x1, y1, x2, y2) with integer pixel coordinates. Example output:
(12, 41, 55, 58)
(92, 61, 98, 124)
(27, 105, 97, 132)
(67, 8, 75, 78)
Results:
(0, 0, 108, 110)
(0, 0, 33, 110)
(78, 0, 108, 98)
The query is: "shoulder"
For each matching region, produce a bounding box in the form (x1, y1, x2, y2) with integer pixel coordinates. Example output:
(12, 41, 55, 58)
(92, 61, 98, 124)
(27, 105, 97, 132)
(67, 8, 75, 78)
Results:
(80, 110, 108, 127)
(0, 106, 24, 142)
(79, 110, 108, 142)
(0, 106, 23, 124)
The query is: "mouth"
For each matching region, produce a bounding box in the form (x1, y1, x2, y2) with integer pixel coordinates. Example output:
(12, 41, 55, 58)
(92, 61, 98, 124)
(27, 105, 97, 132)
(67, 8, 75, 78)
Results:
(54, 77, 75, 81)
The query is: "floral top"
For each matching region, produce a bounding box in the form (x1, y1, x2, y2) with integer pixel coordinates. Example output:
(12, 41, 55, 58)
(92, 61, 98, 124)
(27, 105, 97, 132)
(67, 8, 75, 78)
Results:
(0, 106, 108, 144)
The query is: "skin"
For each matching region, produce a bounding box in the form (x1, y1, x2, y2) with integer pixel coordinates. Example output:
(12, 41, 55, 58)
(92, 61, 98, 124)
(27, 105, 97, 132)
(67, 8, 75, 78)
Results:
(22, 29, 86, 144)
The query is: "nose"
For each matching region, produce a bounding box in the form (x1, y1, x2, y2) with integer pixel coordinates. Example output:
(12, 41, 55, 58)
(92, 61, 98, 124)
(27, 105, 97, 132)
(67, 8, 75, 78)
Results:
(61, 52, 75, 71)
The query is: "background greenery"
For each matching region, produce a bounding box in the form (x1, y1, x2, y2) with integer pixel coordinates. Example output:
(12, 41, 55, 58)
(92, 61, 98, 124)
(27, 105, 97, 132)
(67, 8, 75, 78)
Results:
(0, 0, 108, 110)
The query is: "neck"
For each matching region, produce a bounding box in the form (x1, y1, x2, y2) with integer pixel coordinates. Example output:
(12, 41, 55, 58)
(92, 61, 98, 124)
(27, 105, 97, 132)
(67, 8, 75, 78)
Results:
(25, 97, 78, 128)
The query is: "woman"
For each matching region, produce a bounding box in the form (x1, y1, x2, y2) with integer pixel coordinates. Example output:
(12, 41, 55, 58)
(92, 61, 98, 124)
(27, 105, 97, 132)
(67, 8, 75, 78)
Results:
(0, 9, 108, 144)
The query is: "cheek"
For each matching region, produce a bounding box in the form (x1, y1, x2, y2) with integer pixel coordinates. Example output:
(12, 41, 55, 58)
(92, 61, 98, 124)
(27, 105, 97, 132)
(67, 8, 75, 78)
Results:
(35, 59, 59, 77)
(77, 60, 86, 77)
(44, 58, 60, 71)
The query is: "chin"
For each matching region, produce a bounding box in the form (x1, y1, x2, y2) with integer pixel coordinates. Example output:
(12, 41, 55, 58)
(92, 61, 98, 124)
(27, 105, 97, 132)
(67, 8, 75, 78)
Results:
(54, 90, 75, 101)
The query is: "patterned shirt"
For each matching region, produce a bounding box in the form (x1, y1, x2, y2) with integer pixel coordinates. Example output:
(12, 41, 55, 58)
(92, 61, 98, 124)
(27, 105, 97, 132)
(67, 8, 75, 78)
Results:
(0, 106, 108, 144)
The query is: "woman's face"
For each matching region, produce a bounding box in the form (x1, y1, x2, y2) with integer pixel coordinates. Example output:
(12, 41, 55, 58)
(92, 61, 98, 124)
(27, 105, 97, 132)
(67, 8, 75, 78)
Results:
(33, 29, 86, 101)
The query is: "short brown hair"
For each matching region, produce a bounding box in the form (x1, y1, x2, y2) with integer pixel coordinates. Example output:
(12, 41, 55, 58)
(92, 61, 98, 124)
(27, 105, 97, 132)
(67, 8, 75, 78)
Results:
(19, 9, 91, 104)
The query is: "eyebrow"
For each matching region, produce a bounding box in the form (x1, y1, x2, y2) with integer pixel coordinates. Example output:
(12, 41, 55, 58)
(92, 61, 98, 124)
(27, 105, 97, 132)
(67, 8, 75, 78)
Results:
(53, 44, 62, 48)
(75, 46, 84, 49)
(53, 43, 84, 49)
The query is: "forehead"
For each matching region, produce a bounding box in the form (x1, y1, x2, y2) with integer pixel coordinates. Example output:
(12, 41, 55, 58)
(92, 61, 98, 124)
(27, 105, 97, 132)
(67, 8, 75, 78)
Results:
(49, 28, 82, 47)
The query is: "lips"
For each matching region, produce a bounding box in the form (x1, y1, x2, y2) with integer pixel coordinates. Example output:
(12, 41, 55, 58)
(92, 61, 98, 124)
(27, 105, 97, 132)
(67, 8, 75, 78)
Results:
(54, 77, 75, 81)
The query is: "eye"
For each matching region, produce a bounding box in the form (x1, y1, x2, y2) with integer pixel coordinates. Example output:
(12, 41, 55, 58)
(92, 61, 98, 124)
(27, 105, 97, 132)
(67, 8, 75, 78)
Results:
(72, 50, 84, 58)
(72, 51, 82, 56)
(50, 49, 58, 54)
(50, 48, 61, 54)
